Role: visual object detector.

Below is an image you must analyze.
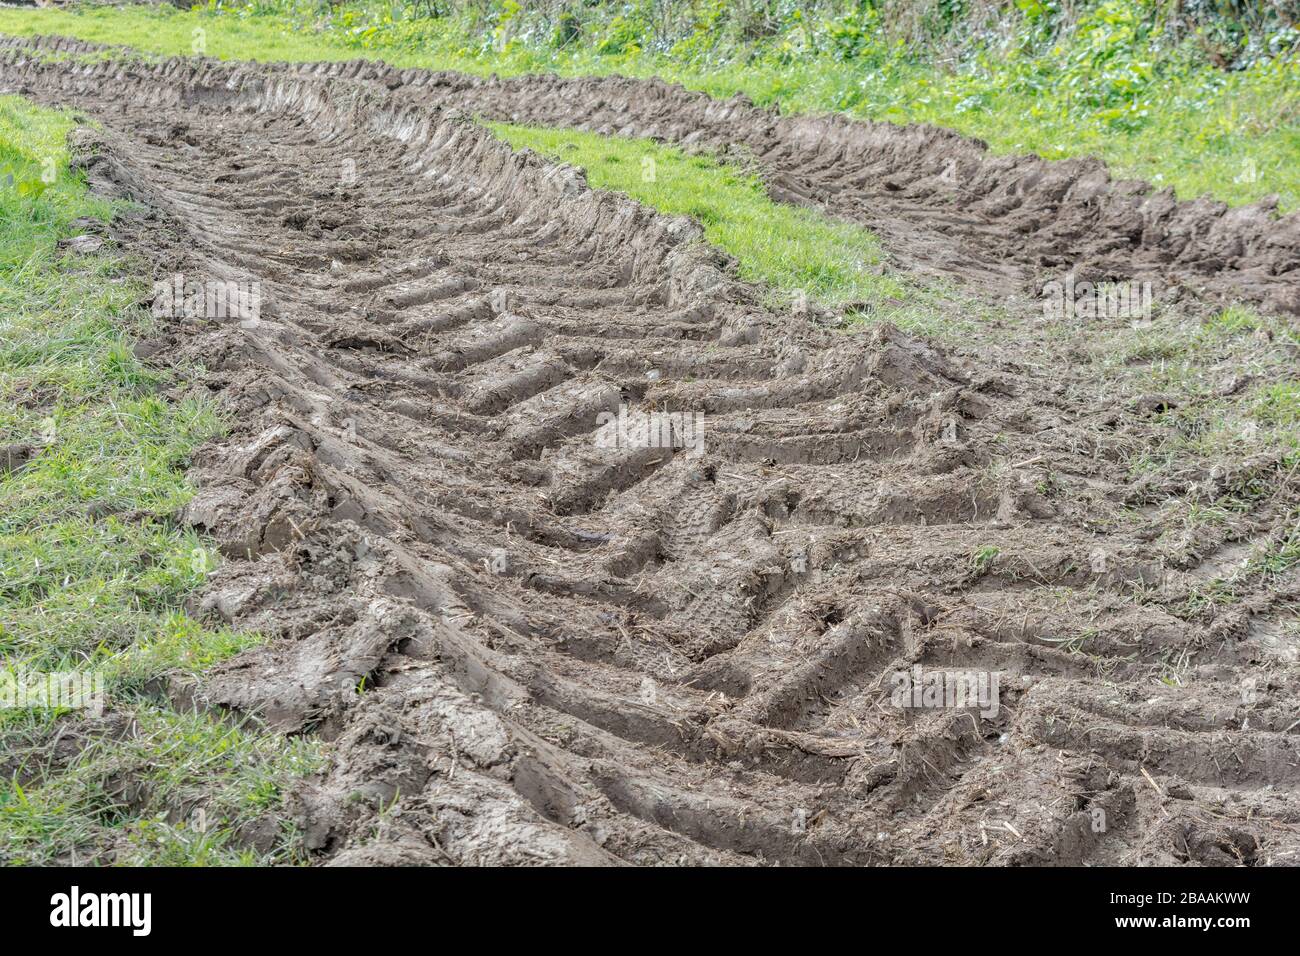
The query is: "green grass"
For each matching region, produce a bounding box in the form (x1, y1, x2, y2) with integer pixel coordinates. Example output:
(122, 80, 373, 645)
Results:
(0, 94, 320, 865)
(490, 121, 901, 309)
(0, 2, 1294, 210)
(1254, 381, 1300, 430)
(1201, 304, 1300, 344)
(0, 705, 321, 866)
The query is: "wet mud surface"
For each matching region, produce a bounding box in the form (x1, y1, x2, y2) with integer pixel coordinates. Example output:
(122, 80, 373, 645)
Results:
(2, 35, 1298, 865)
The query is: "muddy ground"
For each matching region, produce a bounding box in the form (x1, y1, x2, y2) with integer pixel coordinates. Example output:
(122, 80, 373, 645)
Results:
(2, 35, 1299, 865)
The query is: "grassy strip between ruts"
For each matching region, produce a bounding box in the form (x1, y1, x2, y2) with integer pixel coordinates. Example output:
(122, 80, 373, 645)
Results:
(489, 120, 1009, 340)
(0, 94, 321, 866)
(0, 3, 1294, 212)
(489, 120, 902, 309)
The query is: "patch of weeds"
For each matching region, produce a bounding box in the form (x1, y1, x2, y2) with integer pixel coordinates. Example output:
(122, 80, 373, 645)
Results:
(1202, 305, 1300, 345)
(970, 545, 1000, 574)
(1172, 514, 1300, 619)
(1034, 471, 1060, 498)
(1253, 381, 1300, 429)
(0, 705, 322, 865)
(1246, 515, 1300, 580)
(1119, 328, 1188, 365)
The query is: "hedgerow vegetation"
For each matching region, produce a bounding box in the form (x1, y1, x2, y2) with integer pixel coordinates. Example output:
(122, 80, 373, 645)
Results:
(0, 1, 1295, 208)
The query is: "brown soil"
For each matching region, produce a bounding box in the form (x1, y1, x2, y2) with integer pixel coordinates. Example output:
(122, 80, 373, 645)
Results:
(2, 35, 1299, 866)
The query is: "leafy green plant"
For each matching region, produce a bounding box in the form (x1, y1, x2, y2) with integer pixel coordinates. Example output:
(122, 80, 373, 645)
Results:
(2, 1, 1293, 209)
